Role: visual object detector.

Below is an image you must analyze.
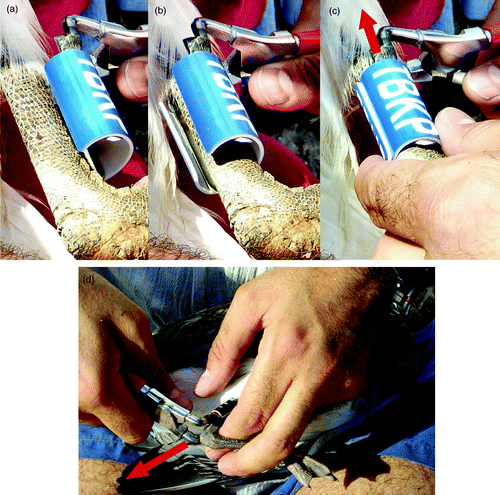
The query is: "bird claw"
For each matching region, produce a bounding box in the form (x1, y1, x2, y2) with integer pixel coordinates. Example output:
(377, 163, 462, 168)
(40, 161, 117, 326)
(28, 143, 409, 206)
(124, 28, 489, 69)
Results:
(284, 454, 337, 488)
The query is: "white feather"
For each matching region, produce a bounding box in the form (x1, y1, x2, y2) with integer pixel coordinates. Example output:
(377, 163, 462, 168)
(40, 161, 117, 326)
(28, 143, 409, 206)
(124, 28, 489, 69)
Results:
(1, 180, 72, 259)
(148, 0, 250, 259)
(170, 358, 254, 418)
(0, 0, 49, 71)
(320, 0, 387, 259)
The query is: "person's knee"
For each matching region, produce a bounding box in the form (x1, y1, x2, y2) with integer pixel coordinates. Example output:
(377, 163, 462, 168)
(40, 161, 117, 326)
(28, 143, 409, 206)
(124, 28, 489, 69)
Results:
(79, 459, 126, 495)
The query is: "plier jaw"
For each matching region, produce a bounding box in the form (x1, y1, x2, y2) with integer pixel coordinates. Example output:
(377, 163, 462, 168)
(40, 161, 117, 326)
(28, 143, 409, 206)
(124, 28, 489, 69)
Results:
(194, 18, 320, 76)
(405, 52, 466, 84)
(141, 384, 208, 445)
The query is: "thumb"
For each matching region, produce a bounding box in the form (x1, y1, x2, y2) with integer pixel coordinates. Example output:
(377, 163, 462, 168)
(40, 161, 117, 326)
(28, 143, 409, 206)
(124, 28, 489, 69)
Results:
(247, 53, 320, 114)
(116, 55, 148, 103)
(435, 107, 500, 155)
(461, 60, 500, 117)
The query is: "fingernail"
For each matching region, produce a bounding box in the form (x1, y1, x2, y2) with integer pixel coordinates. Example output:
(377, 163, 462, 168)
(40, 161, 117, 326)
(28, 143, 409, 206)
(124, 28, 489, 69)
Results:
(124, 59, 148, 98)
(466, 63, 500, 102)
(256, 67, 294, 106)
(194, 370, 211, 396)
(437, 107, 475, 129)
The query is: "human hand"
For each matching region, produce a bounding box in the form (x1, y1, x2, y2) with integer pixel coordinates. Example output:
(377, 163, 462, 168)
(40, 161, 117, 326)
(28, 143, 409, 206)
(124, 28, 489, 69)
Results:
(194, 268, 384, 477)
(116, 54, 148, 103)
(247, 0, 320, 114)
(79, 268, 191, 444)
(355, 107, 500, 259)
(436, 0, 500, 119)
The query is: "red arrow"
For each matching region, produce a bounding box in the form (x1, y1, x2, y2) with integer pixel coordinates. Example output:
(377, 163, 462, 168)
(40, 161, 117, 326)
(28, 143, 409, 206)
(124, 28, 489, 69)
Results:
(359, 10, 381, 54)
(127, 441, 189, 479)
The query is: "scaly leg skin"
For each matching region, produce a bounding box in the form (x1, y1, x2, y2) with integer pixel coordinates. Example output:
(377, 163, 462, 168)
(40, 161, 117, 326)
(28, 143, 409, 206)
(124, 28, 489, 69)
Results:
(285, 454, 337, 487)
(0, 66, 148, 259)
(169, 81, 320, 260)
(296, 456, 435, 495)
(201, 426, 336, 488)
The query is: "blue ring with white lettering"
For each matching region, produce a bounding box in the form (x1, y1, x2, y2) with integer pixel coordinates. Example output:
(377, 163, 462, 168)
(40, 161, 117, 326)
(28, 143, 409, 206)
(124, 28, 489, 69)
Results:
(172, 51, 264, 164)
(355, 58, 441, 160)
(45, 50, 133, 179)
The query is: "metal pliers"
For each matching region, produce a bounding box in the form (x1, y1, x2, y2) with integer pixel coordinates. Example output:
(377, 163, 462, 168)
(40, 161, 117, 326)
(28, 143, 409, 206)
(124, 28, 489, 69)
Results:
(59, 15, 147, 65)
(140, 384, 245, 448)
(380, 24, 500, 84)
(117, 385, 241, 493)
(63, 15, 319, 74)
(193, 18, 320, 77)
(140, 384, 210, 445)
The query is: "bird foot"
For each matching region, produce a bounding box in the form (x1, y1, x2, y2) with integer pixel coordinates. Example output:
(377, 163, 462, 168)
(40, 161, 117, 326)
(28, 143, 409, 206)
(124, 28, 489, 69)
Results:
(284, 454, 337, 488)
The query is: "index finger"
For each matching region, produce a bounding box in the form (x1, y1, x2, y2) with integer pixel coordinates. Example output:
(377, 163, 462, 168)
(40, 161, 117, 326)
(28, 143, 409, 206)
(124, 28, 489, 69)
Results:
(194, 288, 266, 397)
(107, 302, 192, 410)
(216, 380, 317, 477)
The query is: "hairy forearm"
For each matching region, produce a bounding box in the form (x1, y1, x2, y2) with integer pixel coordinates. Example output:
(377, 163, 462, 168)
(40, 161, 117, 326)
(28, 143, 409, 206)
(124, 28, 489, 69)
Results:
(297, 456, 435, 495)
(148, 237, 212, 260)
(0, 244, 43, 259)
(79, 459, 125, 495)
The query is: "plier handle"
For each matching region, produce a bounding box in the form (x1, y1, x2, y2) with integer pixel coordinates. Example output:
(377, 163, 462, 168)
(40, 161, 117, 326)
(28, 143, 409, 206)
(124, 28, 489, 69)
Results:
(380, 24, 500, 83)
(194, 18, 320, 75)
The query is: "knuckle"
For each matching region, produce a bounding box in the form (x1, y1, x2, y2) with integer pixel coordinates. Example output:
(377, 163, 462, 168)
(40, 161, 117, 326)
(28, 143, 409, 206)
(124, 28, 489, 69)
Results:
(224, 403, 270, 438)
(79, 373, 102, 410)
(126, 308, 150, 332)
(124, 429, 150, 445)
(240, 407, 270, 433)
(233, 282, 259, 307)
(146, 359, 168, 387)
(232, 286, 250, 306)
(79, 369, 120, 414)
(373, 172, 413, 226)
(262, 434, 297, 462)
(81, 384, 111, 413)
(315, 355, 339, 380)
